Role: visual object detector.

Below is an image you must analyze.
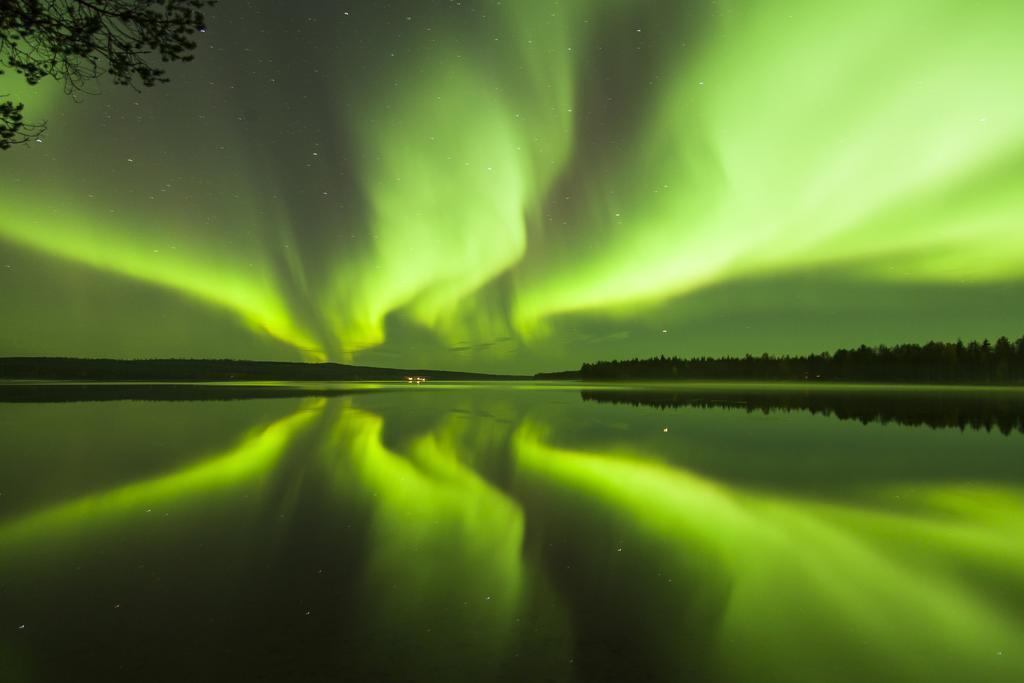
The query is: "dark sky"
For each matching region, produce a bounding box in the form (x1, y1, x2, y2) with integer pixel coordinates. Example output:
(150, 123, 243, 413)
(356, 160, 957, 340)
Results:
(1, 0, 1023, 372)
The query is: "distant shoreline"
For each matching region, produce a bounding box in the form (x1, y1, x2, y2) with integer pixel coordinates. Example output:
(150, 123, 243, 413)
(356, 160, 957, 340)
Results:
(0, 357, 529, 383)
(4, 334, 1024, 387)
(576, 336, 1024, 386)
(0, 377, 1021, 409)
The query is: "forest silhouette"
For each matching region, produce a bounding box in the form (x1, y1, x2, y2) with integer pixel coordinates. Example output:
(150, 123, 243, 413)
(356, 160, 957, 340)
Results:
(580, 336, 1024, 385)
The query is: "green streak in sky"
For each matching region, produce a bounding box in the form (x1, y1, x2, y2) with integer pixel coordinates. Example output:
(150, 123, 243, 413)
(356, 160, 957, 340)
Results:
(1, 1, 1022, 365)
(515, 0, 1024, 327)
(0, 203, 325, 358)
(326, 1, 582, 351)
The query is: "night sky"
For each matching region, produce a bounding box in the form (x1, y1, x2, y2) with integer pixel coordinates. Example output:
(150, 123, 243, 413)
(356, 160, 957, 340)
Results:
(1, 0, 1023, 373)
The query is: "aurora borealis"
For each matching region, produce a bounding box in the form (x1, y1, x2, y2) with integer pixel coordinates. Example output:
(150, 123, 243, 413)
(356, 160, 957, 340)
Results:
(2, 0, 1023, 371)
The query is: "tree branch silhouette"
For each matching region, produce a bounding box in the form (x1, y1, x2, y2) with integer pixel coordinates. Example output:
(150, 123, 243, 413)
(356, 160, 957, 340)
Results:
(0, 0, 213, 149)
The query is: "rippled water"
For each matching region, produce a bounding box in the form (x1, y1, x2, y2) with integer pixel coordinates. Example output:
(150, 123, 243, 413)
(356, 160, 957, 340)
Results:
(1, 382, 1022, 682)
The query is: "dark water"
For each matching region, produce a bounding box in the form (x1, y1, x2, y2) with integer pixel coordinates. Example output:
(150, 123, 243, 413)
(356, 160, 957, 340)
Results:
(1, 382, 1022, 682)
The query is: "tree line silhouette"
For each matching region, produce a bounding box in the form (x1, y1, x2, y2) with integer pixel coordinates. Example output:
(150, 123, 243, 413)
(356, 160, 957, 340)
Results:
(579, 336, 1024, 385)
(2, 0, 212, 148)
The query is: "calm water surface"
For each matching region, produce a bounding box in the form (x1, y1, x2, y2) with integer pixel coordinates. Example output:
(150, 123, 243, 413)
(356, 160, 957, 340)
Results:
(1, 382, 1022, 682)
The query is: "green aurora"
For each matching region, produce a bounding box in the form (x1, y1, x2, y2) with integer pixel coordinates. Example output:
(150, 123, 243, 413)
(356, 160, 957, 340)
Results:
(1, 0, 1023, 371)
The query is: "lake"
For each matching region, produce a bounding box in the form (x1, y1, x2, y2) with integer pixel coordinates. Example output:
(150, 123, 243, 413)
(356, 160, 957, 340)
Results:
(1, 382, 1022, 682)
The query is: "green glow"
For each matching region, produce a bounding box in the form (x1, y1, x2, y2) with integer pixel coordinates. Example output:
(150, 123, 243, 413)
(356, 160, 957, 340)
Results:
(0, 401, 321, 549)
(316, 403, 527, 674)
(515, 0, 1024, 327)
(1, 1, 1023, 368)
(513, 422, 1024, 681)
(323, 0, 595, 351)
(2, 388, 1023, 678)
(326, 62, 556, 349)
(0, 201, 326, 358)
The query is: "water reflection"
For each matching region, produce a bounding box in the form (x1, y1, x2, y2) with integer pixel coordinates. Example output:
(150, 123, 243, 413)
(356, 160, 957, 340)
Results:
(1, 384, 1022, 682)
(323, 403, 526, 680)
(514, 423, 1024, 682)
(581, 384, 1024, 434)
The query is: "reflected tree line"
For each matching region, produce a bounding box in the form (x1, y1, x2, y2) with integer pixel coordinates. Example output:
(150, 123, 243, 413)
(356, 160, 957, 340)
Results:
(581, 388, 1024, 435)
(580, 336, 1024, 385)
